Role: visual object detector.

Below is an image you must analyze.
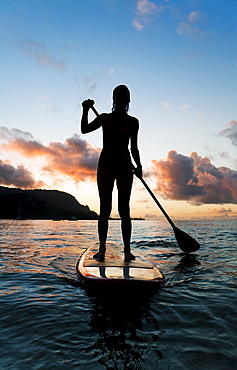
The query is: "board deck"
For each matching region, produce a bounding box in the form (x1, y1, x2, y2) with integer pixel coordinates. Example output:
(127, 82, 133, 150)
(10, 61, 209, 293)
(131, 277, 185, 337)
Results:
(75, 243, 163, 283)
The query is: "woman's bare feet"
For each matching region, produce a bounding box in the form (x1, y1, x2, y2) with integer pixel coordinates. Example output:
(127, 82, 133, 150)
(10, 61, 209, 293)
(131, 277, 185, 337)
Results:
(93, 250, 105, 262)
(124, 251, 136, 262)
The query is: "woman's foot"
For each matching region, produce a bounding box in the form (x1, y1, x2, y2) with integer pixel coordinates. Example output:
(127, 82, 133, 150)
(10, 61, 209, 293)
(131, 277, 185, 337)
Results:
(124, 251, 136, 262)
(93, 250, 105, 262)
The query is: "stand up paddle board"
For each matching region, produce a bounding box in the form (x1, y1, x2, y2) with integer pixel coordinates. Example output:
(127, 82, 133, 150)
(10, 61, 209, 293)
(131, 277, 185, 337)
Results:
(75, 243, 163, 284)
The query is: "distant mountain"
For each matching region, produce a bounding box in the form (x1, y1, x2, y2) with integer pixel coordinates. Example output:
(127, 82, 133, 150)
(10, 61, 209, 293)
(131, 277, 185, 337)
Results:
(0, 186, 98, 220)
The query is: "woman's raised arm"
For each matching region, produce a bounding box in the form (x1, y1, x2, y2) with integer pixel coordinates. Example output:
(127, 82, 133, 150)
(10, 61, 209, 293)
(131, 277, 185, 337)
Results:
(81, 99, 102, 134)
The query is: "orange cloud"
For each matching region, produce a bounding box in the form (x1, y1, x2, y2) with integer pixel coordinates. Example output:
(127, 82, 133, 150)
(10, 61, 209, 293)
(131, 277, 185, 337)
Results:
(2, 138, 51, 157)
(0, 127, 100, 184)
(152, 150, 237, 205)
(44, 135, 100, 182)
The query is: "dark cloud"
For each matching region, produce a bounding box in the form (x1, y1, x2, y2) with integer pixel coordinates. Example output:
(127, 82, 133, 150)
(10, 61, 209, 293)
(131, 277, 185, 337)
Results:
(144, 213, 158, 219)
(0, 127, 33, 141)
(0, 160, 43, 189)
(220, 120, 237, 146)
(152, 150, 237, 205)
(74, 73, 101, 99)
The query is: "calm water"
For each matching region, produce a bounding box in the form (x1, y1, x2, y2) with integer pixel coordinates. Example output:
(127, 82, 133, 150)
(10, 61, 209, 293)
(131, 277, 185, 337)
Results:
(0, 219, 236, 369)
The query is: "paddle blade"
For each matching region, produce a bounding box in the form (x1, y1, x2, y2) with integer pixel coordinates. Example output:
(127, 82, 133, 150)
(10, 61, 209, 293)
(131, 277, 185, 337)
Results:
(173, 226, 200, 253)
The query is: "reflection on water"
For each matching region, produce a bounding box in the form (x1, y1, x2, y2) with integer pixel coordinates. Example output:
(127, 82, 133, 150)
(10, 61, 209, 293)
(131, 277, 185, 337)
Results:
(174, 254, 201, 273)
(0, 219, 237, 369)
(88, 293, 163, 369)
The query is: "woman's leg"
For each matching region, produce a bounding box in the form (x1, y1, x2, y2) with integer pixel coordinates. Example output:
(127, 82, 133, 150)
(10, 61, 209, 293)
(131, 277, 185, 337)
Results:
(117, 170, 134, 260)
(97, 165, 114, 253)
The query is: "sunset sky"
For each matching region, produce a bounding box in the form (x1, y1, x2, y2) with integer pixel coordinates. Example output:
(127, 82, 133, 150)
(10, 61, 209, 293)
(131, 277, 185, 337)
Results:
(1, 0, 237, 220)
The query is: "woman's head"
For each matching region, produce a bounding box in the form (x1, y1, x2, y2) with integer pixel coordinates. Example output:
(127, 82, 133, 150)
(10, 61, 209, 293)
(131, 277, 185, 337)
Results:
(112, 85, 130, 112)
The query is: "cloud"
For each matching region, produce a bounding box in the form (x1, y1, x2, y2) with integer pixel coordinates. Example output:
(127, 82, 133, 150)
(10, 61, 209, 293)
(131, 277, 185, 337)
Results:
(0, 127, 33, 141)
(210, 207, 234, 218)
(74, 73, 101, 97)
(144, 213, 158, 219)
(16, 38, 66, 71)
(133, 20, 144, 31)
(162, 102, 190, 111)
(133, 0, 163, 31)
(177, 10, 200, 35)
(0, 127, 100, 184)
(151, 150, 237, 205)
(219, 120, 237, 146)
(137, 0, 157, 14)
(188, 10, 200, 23)
(137, 198, 149, 203)
(196, 112, 204, 118)
(0, 160, 43, 189)
(179, 104, 189, 111)
(46, 105, 62, 114)
(0, 127, 51, 157)
(162, 102, 169, 110)
(214, 150, 230, 160)
(109, 68, 115, 75)
(177, 10, 210, 37)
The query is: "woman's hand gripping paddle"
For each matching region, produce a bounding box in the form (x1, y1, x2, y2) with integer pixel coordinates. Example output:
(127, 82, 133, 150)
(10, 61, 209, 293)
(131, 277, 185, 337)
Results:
(90, 105, 200, 253)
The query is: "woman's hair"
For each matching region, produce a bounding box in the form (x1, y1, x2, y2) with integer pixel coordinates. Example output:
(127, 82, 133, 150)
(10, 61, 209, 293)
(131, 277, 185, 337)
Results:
(112, 85, 130, 112)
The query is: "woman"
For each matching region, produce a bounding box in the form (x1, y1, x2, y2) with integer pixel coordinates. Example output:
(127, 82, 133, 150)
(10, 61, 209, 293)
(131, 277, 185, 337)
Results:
(81, 85, 142, 262)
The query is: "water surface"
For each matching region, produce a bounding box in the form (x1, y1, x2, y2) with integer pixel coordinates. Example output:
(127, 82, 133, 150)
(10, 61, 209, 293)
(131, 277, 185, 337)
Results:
(0, 219, 236, 369)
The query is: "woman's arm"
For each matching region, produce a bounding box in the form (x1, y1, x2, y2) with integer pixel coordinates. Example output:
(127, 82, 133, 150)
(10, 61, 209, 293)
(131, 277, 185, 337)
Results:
(130, 119, 142, 178)
(81, 99, 102, 134)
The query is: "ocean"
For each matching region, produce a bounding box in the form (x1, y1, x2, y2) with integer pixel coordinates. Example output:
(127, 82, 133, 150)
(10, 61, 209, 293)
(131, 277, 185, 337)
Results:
(0, 219, 236, 369)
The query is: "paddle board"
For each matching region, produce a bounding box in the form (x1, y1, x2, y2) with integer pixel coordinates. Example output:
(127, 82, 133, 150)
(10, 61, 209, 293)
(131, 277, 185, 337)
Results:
(75, 243, 163, 284)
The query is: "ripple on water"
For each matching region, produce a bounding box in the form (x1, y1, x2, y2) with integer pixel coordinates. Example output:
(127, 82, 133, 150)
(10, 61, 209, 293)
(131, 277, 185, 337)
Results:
(0, 219, 237, 369)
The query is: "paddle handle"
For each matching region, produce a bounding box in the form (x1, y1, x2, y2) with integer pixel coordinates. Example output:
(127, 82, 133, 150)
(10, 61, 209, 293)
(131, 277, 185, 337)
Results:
(91, 105, 99, 117)
(89, 105, 176, 229)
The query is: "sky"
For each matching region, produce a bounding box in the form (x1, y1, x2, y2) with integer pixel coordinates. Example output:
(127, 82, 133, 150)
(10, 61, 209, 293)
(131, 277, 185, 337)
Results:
(1, 0, 237, 220)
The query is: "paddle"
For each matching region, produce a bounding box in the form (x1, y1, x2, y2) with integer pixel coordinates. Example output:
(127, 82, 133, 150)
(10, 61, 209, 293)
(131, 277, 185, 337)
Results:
(90, 105, 200, 253)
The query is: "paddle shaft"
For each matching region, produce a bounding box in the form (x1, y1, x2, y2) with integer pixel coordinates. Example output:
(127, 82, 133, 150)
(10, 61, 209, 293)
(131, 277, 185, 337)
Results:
(137, 177, 175, 228)
(90, 105, 176, 229)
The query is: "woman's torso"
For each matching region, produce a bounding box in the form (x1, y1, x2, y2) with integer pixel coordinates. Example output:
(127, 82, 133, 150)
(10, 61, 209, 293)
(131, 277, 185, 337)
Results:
(98, 112, 137, 168)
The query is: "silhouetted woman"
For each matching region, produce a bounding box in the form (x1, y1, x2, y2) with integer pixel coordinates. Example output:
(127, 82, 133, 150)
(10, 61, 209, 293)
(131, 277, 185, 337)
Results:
(81, 85, 142, 262)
